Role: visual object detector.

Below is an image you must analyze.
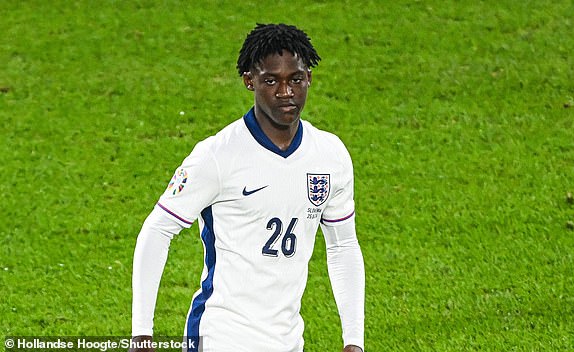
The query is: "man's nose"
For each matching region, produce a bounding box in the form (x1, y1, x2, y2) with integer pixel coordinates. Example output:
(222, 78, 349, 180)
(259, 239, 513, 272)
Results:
(275, 82, 294, 98)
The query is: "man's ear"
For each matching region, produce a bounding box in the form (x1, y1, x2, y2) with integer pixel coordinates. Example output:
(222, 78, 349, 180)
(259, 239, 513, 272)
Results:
(243, 72, 255, 91)
(307, 69, 313, 87)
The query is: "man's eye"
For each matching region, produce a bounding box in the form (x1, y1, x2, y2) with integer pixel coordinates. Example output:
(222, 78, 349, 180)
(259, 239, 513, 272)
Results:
(265, 79, 276, 85)
(292, 78, 302, 84)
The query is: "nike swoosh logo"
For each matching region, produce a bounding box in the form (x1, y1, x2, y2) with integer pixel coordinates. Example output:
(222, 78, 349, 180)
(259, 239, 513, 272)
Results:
(242, 185, 268, 196)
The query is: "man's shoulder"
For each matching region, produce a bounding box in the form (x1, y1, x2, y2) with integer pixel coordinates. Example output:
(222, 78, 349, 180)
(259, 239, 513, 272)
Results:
(195, 117, 247, 149)
(302, 119, 349, 151)
(179, 117, 246, 164)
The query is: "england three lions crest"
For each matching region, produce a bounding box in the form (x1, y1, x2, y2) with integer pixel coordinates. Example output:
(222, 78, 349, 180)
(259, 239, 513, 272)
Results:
(307, 173, 330, 206)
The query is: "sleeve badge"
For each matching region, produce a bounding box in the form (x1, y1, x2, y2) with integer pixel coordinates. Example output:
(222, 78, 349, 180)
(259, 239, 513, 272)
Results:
(167, 168, 188, 195)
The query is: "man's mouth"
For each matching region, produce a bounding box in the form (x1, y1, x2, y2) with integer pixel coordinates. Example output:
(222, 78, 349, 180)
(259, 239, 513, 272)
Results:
(278, 104, 297, 112)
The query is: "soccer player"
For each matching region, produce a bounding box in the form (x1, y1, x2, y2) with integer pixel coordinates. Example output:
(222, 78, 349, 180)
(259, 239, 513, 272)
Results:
(130, 23, 365, 352)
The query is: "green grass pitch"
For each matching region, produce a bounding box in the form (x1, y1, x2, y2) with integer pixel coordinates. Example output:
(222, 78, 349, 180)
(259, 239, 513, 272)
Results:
(1, 1, 573, 351)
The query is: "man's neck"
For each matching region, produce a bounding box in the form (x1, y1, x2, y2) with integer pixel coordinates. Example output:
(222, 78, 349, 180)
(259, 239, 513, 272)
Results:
(254, 111, 300, 151)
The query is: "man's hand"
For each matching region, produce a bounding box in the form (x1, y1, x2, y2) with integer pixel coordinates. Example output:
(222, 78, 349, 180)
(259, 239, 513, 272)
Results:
(127, 335, 154, 352)
(343, 345, 363, 352)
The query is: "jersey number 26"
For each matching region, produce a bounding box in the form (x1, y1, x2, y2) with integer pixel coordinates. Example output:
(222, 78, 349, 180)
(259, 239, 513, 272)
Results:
(262, 217, 298, 257)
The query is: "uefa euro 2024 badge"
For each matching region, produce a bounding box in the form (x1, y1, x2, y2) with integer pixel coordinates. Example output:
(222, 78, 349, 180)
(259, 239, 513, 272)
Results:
(167, 168, 188, 195)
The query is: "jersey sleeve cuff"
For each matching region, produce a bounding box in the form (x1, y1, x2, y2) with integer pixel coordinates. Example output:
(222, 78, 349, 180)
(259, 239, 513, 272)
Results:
(343, 333, 364, 351)
(131, 327, 153, 338)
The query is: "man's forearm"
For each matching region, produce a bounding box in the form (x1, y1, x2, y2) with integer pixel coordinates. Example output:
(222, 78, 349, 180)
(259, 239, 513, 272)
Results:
(328, 242, 365, 349)
(322, 220, 365, 350)
(132, 207, 181, 336)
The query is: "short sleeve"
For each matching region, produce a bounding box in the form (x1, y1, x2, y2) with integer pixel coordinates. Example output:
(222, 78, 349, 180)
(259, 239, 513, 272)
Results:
(321, 139, 355, 226)
(156, 138, 220, 227)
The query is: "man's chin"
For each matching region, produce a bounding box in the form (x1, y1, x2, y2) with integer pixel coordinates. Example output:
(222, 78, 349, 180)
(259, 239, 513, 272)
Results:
(274, 107, 301, 121)
(256, 106, 301, 129)
(273, 112, 300, 127)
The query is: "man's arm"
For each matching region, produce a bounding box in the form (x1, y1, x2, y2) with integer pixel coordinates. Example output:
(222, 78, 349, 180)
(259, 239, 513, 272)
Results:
(130, 206, 185, 351)
(321, 219, 365, 352)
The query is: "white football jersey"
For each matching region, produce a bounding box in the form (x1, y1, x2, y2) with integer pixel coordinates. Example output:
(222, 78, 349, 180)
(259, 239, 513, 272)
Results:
(157, 108, 355, 352)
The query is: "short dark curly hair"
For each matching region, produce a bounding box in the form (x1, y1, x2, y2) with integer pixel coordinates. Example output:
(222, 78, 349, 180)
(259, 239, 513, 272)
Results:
(236, 23, 321, 76)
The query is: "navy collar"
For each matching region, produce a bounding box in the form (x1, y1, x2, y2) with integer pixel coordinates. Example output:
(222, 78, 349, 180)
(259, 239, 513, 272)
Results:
(243, 107, 303, 158)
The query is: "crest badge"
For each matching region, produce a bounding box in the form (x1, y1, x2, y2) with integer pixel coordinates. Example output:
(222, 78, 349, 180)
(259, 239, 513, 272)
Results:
(307, 173, 330, 206)
(167, 168, 188, 195)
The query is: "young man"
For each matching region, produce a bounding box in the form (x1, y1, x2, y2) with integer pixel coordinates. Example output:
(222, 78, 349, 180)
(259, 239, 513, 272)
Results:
(130, 23, 365, 352)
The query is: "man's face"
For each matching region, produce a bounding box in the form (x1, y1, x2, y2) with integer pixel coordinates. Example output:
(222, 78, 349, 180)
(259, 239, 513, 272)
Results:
(243, 51, 312, 129)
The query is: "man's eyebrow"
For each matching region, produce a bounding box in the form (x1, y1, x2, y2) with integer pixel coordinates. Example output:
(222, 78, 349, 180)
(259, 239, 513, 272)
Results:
(258, 69, 307, 77)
